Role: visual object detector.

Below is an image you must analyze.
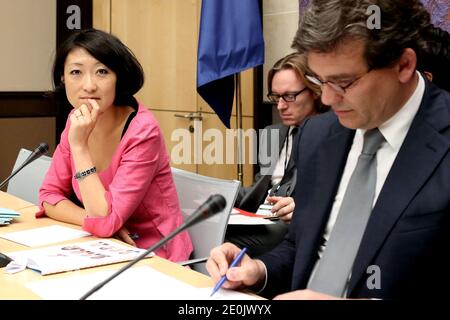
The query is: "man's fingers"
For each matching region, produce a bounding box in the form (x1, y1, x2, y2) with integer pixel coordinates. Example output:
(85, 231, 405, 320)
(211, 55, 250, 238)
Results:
(207, 243, 242, 284)
(279, 212, 293, 223)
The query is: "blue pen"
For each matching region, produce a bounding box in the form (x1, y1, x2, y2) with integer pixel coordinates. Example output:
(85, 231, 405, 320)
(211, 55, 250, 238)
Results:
(210, 247, 248, 297)
(128, 233, 139, 240)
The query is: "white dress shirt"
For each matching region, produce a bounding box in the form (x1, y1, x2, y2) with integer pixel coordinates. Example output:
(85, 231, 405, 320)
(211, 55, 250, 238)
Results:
(271, 126, 296, 186)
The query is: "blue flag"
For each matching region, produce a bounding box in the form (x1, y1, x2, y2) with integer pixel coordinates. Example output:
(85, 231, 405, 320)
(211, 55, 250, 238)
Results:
(197, 0, 264, 128)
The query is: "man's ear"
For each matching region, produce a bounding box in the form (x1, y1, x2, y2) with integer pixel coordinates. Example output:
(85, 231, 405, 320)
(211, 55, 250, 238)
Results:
(423, 71, 433, 82)
(397, 48, 417, 83)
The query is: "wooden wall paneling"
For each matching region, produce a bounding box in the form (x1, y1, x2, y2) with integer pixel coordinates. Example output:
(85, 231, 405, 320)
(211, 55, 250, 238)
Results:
(150, 109, 197, 173)
(0, 118, 56, 183)
(111, 0, 198, 113)
(198, 114, 254, 187)
(93, 0, 111, 32)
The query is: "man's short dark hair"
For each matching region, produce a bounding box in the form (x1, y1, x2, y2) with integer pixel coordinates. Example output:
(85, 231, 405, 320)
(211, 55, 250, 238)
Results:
(292, 0, 432, 69)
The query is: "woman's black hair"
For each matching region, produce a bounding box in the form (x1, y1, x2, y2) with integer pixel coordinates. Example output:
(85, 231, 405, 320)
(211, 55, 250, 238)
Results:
(52, 28, 144, 107)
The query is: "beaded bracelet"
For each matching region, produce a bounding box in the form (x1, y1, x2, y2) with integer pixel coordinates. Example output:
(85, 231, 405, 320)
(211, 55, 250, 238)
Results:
(74, 167, 97, 181)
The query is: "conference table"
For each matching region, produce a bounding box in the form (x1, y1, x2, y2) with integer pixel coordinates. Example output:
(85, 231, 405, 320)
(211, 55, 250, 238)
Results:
(0, 191, 216, 300)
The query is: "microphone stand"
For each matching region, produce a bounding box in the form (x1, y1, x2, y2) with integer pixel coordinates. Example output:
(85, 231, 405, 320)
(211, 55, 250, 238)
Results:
(80, 194, 226, 300)
(79, 225, 188, 300)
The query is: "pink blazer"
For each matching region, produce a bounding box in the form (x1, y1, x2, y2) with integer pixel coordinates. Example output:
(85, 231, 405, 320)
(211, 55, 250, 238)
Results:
(38, 103, 193, 262)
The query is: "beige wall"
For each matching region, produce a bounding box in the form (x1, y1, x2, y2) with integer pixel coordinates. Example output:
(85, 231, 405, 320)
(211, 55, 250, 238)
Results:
(0, 0, 56, 91)
(262, 0, 299, 100)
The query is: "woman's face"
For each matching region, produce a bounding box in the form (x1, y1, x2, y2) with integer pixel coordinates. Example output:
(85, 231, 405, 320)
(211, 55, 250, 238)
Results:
(62, 47, 117, 112)
(271, 69, 317, 126)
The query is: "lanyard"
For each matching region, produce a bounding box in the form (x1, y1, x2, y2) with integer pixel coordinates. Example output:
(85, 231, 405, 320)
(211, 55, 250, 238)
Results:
(284, 127, 296, 170)
(284, 131, 290, 170)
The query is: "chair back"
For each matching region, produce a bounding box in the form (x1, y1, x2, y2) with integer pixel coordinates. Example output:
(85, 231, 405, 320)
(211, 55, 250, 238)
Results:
(171, 167, 240, 274)
(7, 148, 52, 204)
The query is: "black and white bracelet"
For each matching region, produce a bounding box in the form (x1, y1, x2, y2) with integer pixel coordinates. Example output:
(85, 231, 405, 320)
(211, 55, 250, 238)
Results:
(74, 167, 97, 181)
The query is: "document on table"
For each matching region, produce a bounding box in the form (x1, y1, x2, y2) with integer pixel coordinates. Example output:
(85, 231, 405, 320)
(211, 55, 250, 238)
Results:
(5, 239, 151, 275)
(25, 265, 259, 300)
(0, 225, 90, 247)
(0, 207, 20, 225)
(228, 208, 275, 225)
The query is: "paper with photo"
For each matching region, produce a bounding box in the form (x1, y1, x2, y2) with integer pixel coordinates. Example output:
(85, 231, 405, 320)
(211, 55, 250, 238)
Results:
(5, 239, 152, 275)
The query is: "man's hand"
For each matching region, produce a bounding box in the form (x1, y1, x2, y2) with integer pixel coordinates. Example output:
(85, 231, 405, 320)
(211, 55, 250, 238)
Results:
(206, 242, 266, 291)
(267, 196, 295, 223)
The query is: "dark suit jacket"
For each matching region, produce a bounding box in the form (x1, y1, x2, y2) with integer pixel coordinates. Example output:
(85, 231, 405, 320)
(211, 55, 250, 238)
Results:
(259, 79, 450, 299)
(236, 124, 297, 212)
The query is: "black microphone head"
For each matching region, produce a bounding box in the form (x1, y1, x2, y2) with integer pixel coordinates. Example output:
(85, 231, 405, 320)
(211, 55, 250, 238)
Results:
(37, 142, 49, 155)
(182, 194, 227, 228)
(23, 142, 50, 166)
(208, 194, 226, 214)
(0, 142, 50, 190)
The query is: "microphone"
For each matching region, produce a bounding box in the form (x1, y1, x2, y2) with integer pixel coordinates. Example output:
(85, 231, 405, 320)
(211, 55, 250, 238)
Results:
(79, 194, 226, 300)
(0, 143, 49, 190)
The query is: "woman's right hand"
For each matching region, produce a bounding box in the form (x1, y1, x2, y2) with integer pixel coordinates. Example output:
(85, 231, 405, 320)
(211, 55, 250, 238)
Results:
(68, 99, 100, 150)
(114, 226, 137, 247)
(206, 242, 266, 291)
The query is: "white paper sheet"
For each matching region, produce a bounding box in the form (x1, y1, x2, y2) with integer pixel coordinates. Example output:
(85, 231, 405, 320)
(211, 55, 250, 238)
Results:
(0, 225, 90, 247)
(26, 266, 258, 300)
(228, 214, 275, 225)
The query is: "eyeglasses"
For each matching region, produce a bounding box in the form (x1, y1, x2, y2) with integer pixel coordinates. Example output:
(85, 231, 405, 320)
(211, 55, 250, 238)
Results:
(267, 87, 308, 103)
(305, 68, 373, 95)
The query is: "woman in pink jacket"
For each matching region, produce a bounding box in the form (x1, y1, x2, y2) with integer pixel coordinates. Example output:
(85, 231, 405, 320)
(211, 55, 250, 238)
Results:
(38, 29, 192, 262)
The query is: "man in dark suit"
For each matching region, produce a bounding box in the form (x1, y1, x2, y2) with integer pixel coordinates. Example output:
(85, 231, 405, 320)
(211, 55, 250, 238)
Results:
(226, 53, 325, 257)
(236, 123, 297, 214)
(207, 0, 449, 299)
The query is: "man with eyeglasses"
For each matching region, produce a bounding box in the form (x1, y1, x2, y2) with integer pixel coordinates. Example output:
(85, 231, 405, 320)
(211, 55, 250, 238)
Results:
(207, 0, 449, 300)
(227, 52, 326, 257)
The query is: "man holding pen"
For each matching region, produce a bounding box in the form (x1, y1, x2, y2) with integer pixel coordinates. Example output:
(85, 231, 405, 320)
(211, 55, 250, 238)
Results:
(206, 0, 450, 300)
